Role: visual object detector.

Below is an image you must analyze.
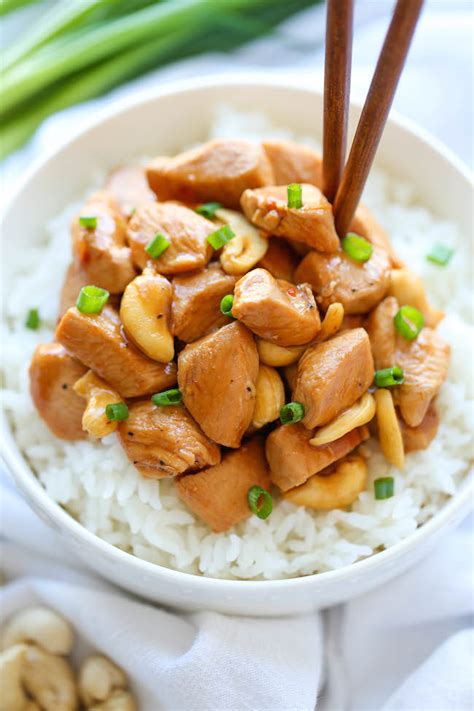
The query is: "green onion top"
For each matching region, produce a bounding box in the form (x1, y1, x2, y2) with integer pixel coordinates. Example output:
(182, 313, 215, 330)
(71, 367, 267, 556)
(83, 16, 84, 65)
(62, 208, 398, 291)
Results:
(427, 243, 454, 266)
(287, 183, 302, 209)
(374, 366, 405, 388)
(145, 233, 171, 259)
(195, 202, 222, 219)
(374, 477, 394, 500)
(280, 401, 305, 425)
(220, 294, 234, 318)
(105, 402, 129, 421)
(76, 285, 109, 315)
(394, 305, 424, 341)
(342, 233, 373, 263)
(79, 215, 97, 229)
(151, 388, 182, 406)
(207, 224, 235, 250)
(25, 308, 40, 330)
(247, 485, 273, 520)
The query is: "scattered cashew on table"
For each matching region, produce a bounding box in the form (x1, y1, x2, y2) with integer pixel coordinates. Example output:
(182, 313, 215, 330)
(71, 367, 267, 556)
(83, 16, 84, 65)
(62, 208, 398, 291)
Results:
(0, 605, 138, 711)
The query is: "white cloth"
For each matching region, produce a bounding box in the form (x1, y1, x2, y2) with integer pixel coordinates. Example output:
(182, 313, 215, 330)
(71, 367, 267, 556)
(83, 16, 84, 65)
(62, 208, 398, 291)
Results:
(1, 2, 473, 710)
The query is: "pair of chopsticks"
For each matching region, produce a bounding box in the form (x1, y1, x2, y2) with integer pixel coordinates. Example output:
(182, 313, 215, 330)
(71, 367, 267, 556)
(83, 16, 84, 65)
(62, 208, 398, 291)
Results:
(322, 0, 424, 237)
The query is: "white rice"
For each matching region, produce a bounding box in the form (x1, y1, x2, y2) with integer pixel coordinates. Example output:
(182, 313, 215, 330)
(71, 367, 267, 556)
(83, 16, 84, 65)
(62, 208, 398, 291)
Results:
(1, 109, 473, 580)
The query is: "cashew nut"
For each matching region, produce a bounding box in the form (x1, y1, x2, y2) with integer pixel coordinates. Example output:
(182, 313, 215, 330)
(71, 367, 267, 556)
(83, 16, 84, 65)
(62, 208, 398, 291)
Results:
(74, 371, 124, 438)
(310, 392, 376, 447)
(89, 690, 137, 711)
(216, 208, 268, 275)
(1, 606, 74, 656)
(315, 302, 344, 342)
(251, 365, 285, 430)
(79, 655, 127, 707)
(22, 644, 78, 711)
(375, 388, 405, 469)
(120, 268, 174, 362)
(256, 339, 305, 367)
(0, 643, 28, 711)
(284, 456, 368, 509)
(388, 268, 444, 327)
(283, 363, 299, 391)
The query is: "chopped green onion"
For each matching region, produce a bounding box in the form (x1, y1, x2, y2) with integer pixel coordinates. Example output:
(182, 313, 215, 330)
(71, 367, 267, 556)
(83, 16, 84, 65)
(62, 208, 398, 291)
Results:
(374, 477, 395, 500)
(25, 308, 40, 330)
(287, 183, 302, 209)
(105, 402, 129, 421)
(342, 233, 373, 262)
(79, 215, 97, 229)
(374, 366, 405, 388)
(247, 485, 273, 520)
(195, 202, 222, 219)
(207, 224, 235, 250)
(280, 402, 305, 425)
(427, 243, 454, 266)
(220, 294, 234, 318)
(76, 285, 109, 314)
(394, 305, 424, 341)
(151, 388, 182, 406)
(145, 233, 170, 259)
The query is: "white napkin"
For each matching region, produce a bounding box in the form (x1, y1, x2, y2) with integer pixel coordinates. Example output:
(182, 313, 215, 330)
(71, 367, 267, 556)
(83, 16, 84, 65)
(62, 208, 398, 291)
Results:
(1, 2, 473, 710)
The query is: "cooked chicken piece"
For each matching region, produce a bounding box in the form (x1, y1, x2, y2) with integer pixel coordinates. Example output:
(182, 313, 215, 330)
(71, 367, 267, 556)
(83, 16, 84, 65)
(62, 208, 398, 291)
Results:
(71, 191, 136, 294)
(399, 403, 439, 452)
(127, 202, 213, 274)
(56, 306, 177, 398)
(232, 268, 320, 347)
(146, 139, 274, 209)
(176, 436, 271, 532)
(351, 203, 401, 267)
(262, 139, 323, 188)
(257, 237, 298, 282)
(340, 314, 366, 332)
(240, 184, 339, 253)
(118, 401, 220, 479)
(367, 296, 450, 426)
(293, 328, 374, 429)
(266, 423, 369, 491)
(171, 263, 237, 343)
(178, 321, 258, 447)
(58, 262, 89, 318)
(29, 343, 87, 440)
(294, 245, 391, 315)
(105, 165, 156, 217)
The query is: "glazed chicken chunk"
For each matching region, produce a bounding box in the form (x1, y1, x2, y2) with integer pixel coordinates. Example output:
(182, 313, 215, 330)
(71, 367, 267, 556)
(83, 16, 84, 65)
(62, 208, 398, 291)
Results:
(29, 343, 87, 440)
(257, 237, 298, 282)
(262, 139, 323, 188)
(176, 437, 271, 532)
(118, 401, 220, 479)
(232, 268, 321, 346)
(399, 403, 440, 452)
(241, 184, 339, 253)
(56, 306, 177, 398)
(178, 321, 259, 448)
(146, 138, 274, 209)
(105, 165, 156, 218)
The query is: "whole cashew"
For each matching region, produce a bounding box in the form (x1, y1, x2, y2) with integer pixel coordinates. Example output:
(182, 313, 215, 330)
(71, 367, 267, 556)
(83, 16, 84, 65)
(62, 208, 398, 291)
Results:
(217, 208, 268, 275)
(256, 338, 305, 367)
(21, 644, 78, 711)
(375, 388, 405, 470)
(74, 370, 124, 438)
(315, 302, 344, 342)
(1, 606, 74, 655)
(89, 690, 137, 711)
(284, 456, 368, 509)
(79, 655, 127, 707)
(251, 365, 285, 430)
(310, 392, 375, 447)
(0, 643, 28, 711)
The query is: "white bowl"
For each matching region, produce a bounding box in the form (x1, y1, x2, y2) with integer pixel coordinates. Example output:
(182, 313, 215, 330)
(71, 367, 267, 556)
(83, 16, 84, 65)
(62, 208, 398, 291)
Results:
(1, 76, 473, 616)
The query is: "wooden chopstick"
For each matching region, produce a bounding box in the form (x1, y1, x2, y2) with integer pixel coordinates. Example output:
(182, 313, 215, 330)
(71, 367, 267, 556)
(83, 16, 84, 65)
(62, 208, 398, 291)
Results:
(333, 0, 424, 237)
(322, 0, 354, 203)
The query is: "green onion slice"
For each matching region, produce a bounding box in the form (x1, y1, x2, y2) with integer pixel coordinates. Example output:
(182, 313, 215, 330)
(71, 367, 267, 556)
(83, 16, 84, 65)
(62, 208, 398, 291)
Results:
(247, 485, 273, 520)
(374, 366, 405, 388)
(342, 233, 373, 262)
(207, 224, 235, 250)
(105, 402, 129, 421)
(151, 388, 182, 406)
(25, 308, 40, 330)
(145, 233, 170, 259)
(79, 215, 97, 229)
(394, 305, 424, 341)
(220, 294, 234, 318)
(280, 402, 305, 425)
(195, 202, 222, 219)
(76, 285, 109, 314)
(287, 183, 302, 209)
(374, 477, 395, 500)
(427, 243, 454, 266)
